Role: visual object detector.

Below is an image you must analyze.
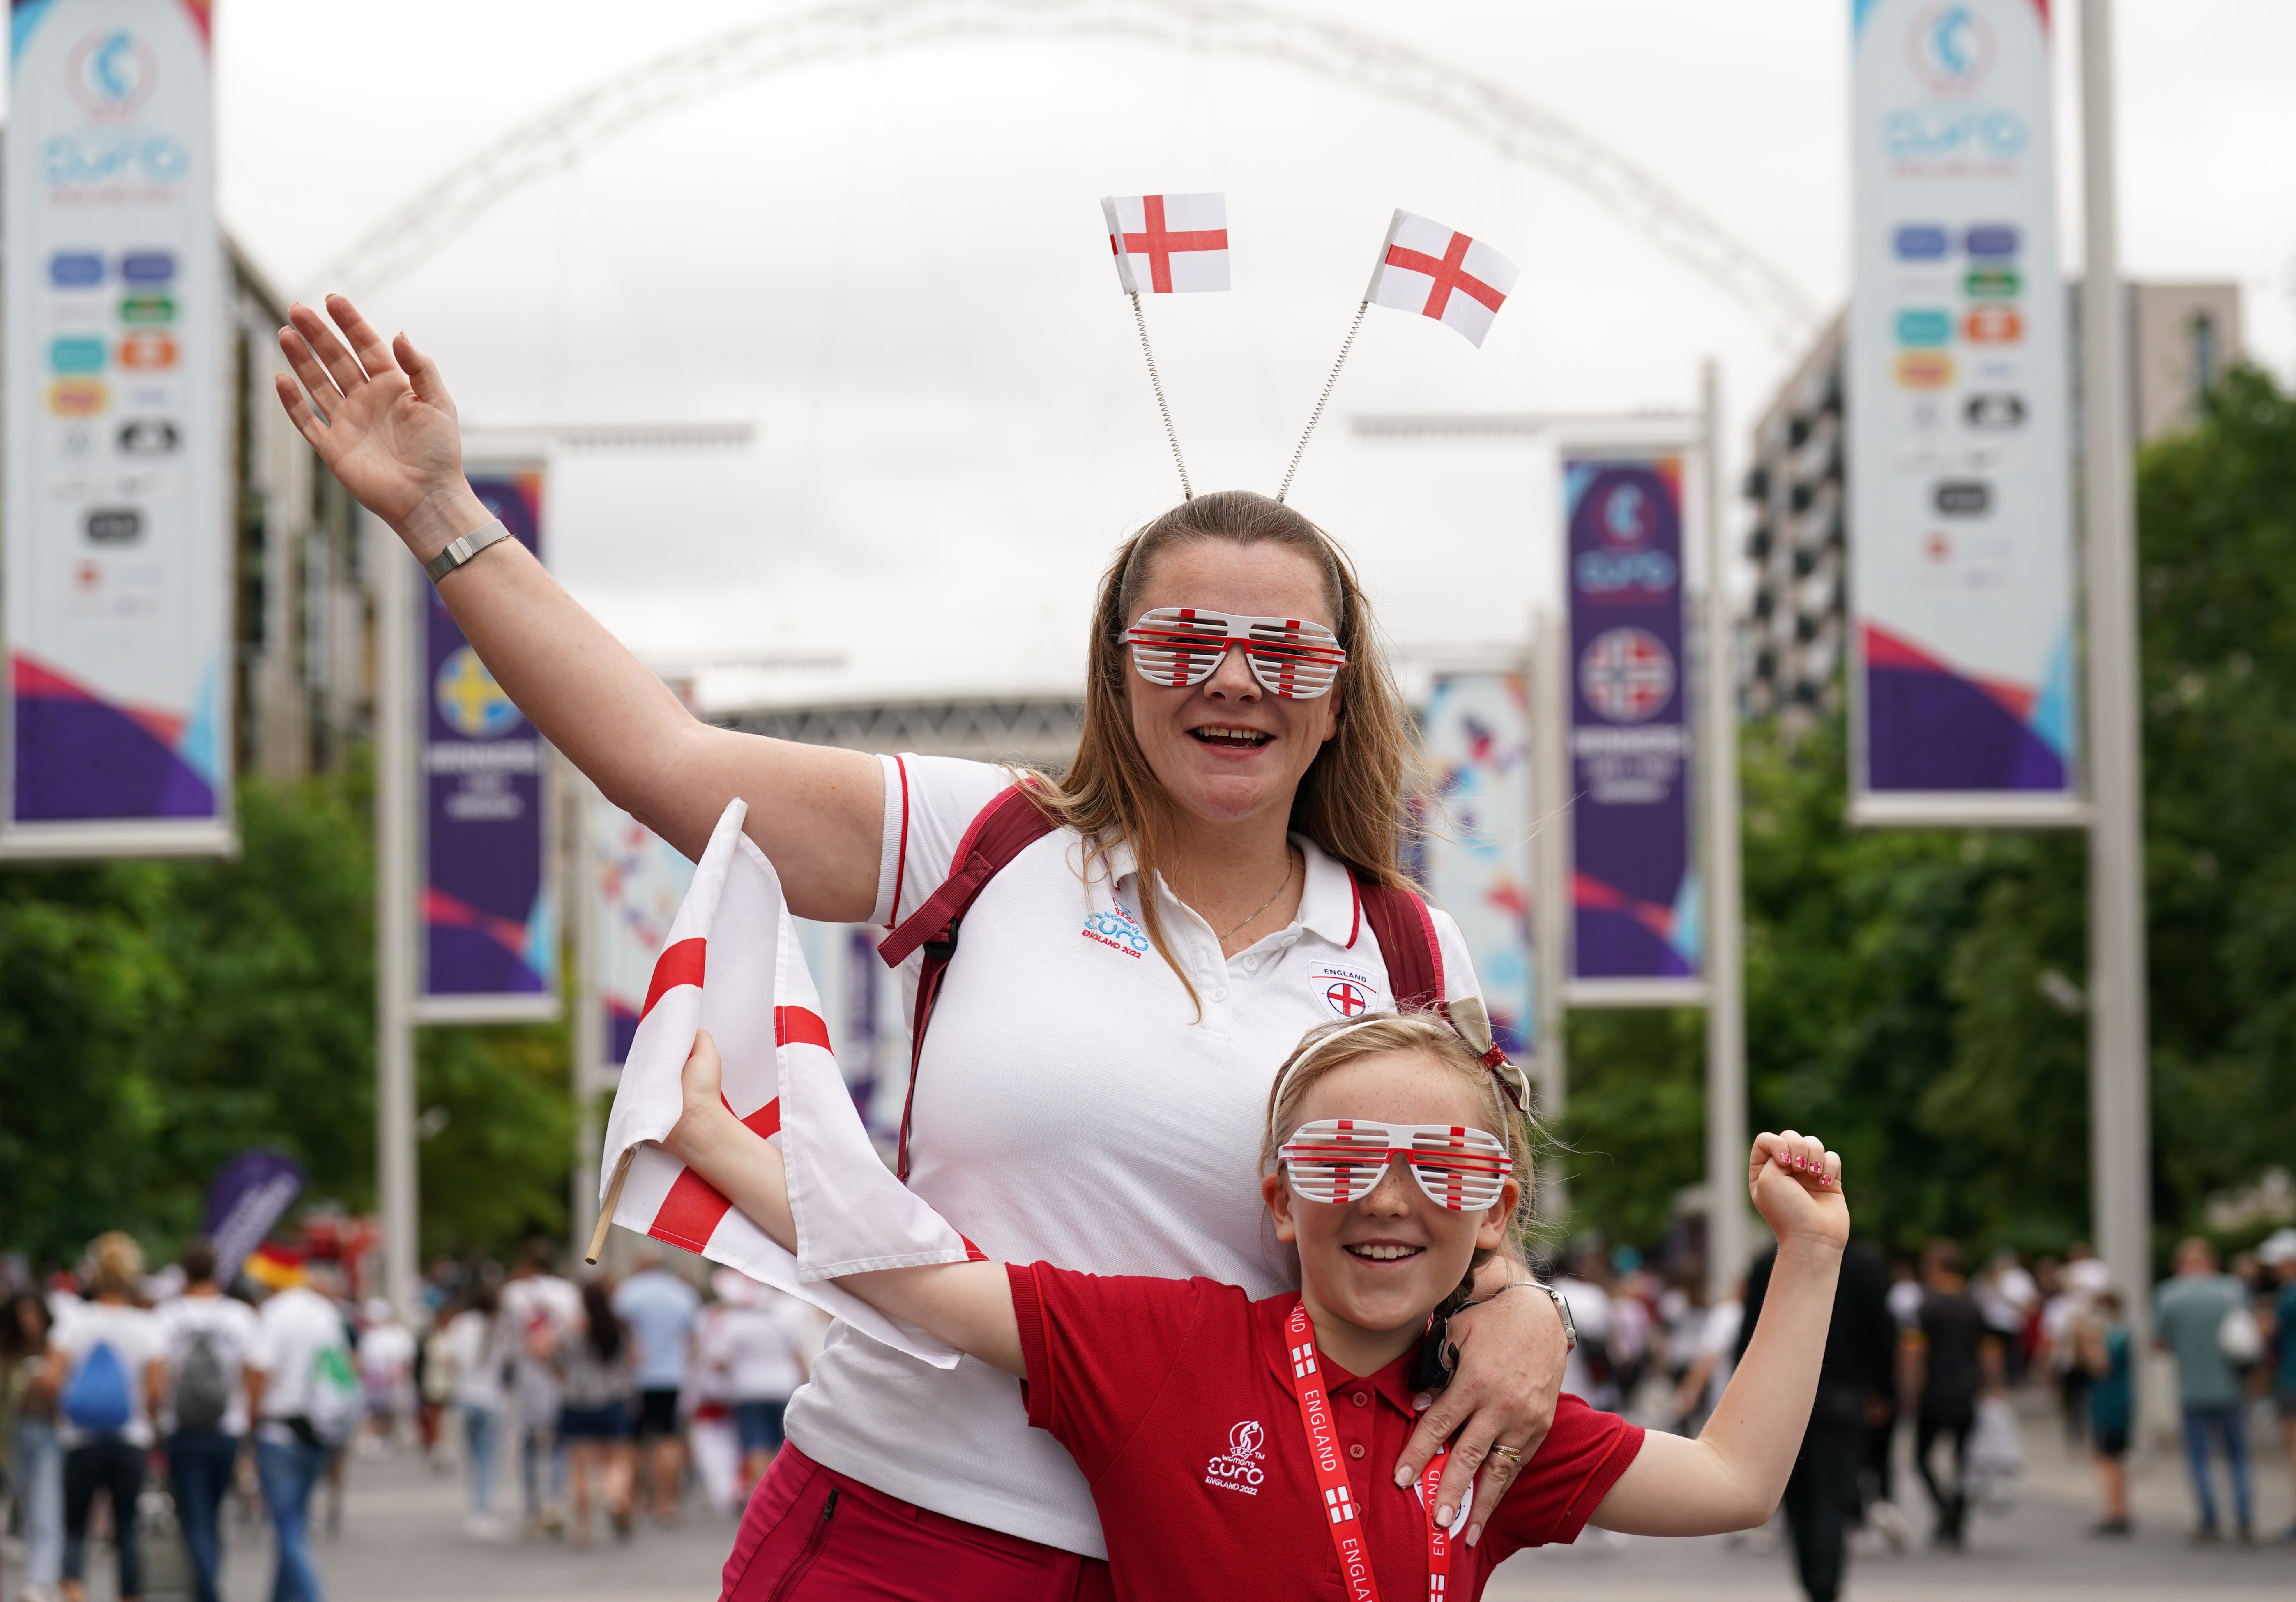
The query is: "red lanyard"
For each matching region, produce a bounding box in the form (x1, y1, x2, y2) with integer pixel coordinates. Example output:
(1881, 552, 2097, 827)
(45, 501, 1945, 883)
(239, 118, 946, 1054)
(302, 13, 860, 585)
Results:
(1283, 1300, 1452, 1602)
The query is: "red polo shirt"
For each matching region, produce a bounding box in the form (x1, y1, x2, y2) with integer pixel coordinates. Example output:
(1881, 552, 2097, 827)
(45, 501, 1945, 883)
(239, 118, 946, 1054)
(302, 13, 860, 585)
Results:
(1009, 1263, 1642, 1600)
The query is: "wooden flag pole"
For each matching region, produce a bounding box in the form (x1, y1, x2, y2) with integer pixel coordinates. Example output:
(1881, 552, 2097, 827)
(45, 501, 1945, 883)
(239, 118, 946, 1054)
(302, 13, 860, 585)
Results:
(586, 1147, 633, 1265)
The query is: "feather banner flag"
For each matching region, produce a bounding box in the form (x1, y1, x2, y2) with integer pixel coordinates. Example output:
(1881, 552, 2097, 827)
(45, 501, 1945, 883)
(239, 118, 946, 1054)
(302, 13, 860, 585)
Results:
(597, 800, 974, 1366)
(1364, 210, 1520, 348)
(1102, 192, 1231, 294)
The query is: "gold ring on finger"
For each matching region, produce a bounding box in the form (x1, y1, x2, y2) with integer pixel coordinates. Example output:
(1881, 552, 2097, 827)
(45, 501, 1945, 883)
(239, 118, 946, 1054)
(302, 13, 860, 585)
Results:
(1489, 1445, 1523, 1462)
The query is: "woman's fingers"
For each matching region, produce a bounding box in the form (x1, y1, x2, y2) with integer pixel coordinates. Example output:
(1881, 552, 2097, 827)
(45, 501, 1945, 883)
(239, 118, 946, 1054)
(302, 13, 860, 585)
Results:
(1464, 1434, 1531, 1547)
(1430, 1414, 1498, 1529)
(288, 300, 371, 394)
(327, 294, 399, 389)
(394, 330, 452, 408)
(273, 372, 327, 452)
(276, 325, 343, 413)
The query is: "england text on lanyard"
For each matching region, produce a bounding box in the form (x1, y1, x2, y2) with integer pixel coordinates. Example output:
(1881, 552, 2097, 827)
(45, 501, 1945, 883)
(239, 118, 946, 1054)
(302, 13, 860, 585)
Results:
(1282, 1299, 1452, 1602)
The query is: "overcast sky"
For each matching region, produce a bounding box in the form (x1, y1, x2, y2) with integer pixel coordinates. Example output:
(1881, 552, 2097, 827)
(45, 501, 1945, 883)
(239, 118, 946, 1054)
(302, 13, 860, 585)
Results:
(207, 0, 2296, 705)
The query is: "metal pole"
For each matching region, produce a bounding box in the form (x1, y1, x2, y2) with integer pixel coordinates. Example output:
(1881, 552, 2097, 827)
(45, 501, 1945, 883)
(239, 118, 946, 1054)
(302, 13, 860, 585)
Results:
(2079, 0, 2153, 1339)
(570, 767, 603, 1263)
(1530, 613, 1572, 1226)
(372, 512, 420, 1321)
(1699, 358, 1750, 1303)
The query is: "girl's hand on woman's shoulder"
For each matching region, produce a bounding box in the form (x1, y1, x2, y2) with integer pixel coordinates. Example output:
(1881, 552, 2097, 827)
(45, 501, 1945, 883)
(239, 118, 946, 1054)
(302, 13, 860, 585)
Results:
(1747, 1131, 1849, 1254)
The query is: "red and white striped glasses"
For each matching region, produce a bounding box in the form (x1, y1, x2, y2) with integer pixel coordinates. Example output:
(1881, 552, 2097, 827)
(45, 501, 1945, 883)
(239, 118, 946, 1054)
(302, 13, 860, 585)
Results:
(1279, 1119, 1512, 1212)
(1121, 607, 1347, 699)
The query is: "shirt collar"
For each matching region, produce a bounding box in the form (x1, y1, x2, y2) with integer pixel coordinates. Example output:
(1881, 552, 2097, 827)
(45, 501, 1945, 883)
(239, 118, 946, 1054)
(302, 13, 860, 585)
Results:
(1252, 1293, 1426, 1420)
(1094, 832, 1364, 950)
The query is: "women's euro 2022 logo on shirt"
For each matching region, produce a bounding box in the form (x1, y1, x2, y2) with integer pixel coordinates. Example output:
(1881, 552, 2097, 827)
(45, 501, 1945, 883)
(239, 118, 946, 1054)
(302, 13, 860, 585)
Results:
(67, 30, 159, 120)
(435, 646, 524, 739)
(1204, 1418, 1267, 1495)
(1080, 895, 1150, 959)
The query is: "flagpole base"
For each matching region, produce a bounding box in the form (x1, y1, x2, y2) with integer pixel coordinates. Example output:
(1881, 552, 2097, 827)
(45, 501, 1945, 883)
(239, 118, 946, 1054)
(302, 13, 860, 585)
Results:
(586, 1148, 634, 1265)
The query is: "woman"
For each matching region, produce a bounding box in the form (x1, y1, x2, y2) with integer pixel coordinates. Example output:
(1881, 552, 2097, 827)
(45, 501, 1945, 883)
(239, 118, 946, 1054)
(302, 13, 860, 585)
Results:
(553, 1281, 636, 1547)
(444, 1282, 511, 1540)
(4, 1291, 64, 1602)
(697, 1275, 812, 1498)
(274, 295, 1569, 1597)
(48, 1234, 166, 1602)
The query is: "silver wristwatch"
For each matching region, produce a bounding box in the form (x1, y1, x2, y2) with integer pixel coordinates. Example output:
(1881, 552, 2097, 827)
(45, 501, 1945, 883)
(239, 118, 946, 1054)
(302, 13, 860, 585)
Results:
(421, 519, 512, 584)
(1489, 1279, 1577, 1352)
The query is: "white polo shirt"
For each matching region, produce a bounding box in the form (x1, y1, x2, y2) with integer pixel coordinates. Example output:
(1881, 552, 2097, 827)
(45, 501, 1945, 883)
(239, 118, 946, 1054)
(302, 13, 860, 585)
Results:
(783, 754, 1483, 1557)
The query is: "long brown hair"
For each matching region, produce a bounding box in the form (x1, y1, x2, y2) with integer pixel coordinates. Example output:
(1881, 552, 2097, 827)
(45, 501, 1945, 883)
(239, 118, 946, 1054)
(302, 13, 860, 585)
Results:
(1029, 492, 1419, 999)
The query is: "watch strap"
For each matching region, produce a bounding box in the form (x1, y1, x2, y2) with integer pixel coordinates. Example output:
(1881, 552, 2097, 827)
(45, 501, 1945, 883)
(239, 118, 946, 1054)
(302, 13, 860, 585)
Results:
(1488, 1279, 1577, 1352)
(422, 519, 511, 583)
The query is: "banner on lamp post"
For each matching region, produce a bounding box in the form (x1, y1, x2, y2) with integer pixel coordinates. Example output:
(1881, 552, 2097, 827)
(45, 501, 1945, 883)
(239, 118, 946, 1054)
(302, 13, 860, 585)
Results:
(413, 464, 558, 1021)
(1417, 673, 1536, 1059)
(1563, 456, 1704, 1005)
(1847, 0, 2081, 825)
(591, 793, 695, 1074)
(3, 0, 231, 858)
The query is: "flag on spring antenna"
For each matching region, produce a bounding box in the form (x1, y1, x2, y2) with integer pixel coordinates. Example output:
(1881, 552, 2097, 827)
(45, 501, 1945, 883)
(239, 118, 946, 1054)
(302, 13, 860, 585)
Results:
(599, 800, 976, 1365)
(1364, 210, 1520, 348)
(1102, 193, 1231, 294)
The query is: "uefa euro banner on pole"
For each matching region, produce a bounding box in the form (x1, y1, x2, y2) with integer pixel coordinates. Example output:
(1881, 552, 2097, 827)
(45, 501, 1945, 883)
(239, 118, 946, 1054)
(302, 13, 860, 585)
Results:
(3, 0, 229, 857)
(414, 464, 559, 1021)
(592, 793, 695, 1073)
(1418, 674, 1535, 1059)
(1848, 0, 2080, 825)
(1564, 456, 1702, 1003)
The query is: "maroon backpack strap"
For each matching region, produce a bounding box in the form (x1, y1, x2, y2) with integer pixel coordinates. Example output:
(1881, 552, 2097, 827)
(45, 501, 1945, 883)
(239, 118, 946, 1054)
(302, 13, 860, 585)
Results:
(875, 785, 1058, 1178)
(1353, 875, 1446, 1014)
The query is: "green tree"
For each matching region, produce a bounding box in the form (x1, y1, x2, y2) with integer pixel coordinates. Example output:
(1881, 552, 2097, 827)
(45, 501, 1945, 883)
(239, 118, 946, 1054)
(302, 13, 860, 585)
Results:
(1561, 366, 2296, 1269)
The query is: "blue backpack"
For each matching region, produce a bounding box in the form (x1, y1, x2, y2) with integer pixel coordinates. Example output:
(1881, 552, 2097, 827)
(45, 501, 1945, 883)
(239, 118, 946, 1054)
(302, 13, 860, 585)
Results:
(62, 1339, 133, 1435)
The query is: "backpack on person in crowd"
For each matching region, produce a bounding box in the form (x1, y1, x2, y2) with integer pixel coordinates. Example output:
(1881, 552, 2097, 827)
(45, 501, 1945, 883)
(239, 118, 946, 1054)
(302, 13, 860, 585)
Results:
(300, 1342, 363, 1449)
(878, 784, 1481, 1179)
(2218, 1298, 2263, 1367)
(60, 1339, 134, 1435)
(173, 1327, 232, 1431)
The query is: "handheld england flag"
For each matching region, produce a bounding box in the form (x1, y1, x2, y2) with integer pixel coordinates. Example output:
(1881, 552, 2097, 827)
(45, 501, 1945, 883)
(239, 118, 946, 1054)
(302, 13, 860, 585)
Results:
(1364, 210, 1520, 348)
(597, 800, 975, 1366)
(1102, 193, 1231, 294)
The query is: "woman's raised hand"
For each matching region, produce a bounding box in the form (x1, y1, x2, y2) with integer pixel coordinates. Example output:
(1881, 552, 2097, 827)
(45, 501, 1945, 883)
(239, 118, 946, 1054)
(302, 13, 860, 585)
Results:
(1748, 1130, 1850, 1252)
(274, 294, 482, 555)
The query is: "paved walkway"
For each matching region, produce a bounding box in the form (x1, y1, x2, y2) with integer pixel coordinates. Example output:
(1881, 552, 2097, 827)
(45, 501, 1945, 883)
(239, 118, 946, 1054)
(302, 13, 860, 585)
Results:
(13, 1398, 2290, 1601)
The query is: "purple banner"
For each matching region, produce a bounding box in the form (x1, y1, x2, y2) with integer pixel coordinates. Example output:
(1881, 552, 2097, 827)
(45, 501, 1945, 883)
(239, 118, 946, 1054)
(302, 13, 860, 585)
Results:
(1565, 457, 1700, 983)
(420, 471, 555, 1003)
(203, 1149, 304, 1287)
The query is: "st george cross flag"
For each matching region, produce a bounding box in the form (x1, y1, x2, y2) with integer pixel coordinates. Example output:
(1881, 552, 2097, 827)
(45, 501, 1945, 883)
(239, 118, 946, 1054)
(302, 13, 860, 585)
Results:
(599, 800, 973, 1365)
(1102, 192, 1231, 294)
(1363, 210, 1520, 348)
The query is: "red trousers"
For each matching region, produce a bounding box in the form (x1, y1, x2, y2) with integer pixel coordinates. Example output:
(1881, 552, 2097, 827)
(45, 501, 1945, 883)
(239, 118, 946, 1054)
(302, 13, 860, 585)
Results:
(721, 1444, 1117, 1601)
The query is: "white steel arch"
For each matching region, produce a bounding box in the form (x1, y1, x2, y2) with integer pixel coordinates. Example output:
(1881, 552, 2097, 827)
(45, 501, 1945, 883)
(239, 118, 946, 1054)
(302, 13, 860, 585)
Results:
(319, 0, 1818, 341)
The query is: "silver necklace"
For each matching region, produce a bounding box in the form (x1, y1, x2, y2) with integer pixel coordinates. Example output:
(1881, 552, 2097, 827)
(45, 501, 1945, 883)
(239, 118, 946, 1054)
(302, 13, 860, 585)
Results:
(1218, 850, 1296, 943)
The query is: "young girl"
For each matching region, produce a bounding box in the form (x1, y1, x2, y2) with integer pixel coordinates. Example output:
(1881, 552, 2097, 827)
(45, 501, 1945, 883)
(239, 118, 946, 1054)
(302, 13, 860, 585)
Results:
(667, 1011, 1847, 1600)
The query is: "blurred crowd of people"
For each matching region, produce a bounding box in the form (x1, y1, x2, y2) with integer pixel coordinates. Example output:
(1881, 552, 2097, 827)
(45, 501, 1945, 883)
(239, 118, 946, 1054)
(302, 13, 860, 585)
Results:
(1543, 1224, 2296, 1602)
(0, 1232, 823, 1602)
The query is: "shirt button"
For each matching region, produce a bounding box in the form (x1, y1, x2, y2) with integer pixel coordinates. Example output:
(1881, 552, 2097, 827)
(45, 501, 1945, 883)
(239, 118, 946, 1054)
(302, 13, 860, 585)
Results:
(1210, 987, 1228, 1002)
(1348, 1443, 1366, 1461)
(1350, 1391, 1369, 1408)
(1242, 956, 1259, 972)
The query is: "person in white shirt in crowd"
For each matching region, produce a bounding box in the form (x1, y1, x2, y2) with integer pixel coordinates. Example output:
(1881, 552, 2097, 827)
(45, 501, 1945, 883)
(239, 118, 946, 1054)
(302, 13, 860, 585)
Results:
(612, 1250, 701, 1526)
(1886, 1257, 1925, 1332)
(1674, 1277, 1747, 1435)
(252, 1251, 359, 1602)
(5, 1291, 67, 1602)
(444, 1282, 513, 1539)
(1974, 1247, 2038, 1385)
(499, 1239, 581, 1539)
(698, 1272, 813, 1498)
(2040, 1243, 2106, 1448)
(154, 1239, 262, 1602)
(1554, 1248, 1617, 1411)
(49, 1233, 166, 1602)
(355, 1299, 416, 1454)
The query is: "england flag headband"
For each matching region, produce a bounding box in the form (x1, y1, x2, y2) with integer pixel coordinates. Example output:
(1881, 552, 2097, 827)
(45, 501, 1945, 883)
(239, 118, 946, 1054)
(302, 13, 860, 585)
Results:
(1101, 194, 1520, 504)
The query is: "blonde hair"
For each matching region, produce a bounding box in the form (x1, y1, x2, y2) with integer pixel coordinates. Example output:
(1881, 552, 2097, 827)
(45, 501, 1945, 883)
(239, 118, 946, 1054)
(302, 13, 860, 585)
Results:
(1259, 1012, 1536, 1316)
(90, 1231, 144, 1300)
(1027, 492, 1420, 1006)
